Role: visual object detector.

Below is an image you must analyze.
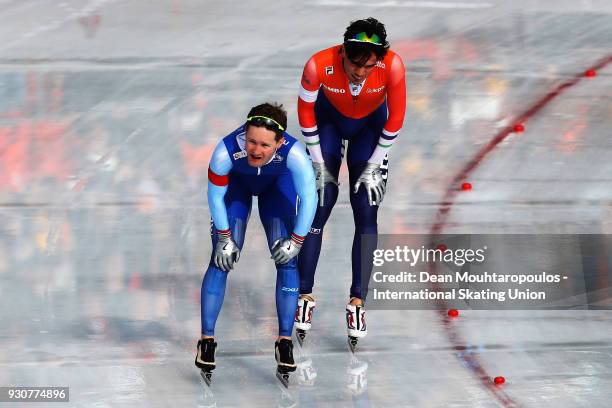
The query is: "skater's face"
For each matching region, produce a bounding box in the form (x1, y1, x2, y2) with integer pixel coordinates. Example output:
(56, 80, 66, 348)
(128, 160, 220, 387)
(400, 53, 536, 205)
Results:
(245, 126, 284, 167)
(342, 48, 378, 84)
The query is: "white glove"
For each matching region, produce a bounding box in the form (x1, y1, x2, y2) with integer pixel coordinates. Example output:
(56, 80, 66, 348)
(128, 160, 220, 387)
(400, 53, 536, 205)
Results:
(353, 163, 385, 206)
(313, 162, 338, 207)
(271, 236, 303, 264)
(214, 234, 240, 272)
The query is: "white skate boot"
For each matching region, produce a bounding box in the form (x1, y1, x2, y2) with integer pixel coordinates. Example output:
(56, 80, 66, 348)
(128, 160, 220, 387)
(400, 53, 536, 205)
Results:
(294, 295, 315, 346)
(346, 300, 367, 352)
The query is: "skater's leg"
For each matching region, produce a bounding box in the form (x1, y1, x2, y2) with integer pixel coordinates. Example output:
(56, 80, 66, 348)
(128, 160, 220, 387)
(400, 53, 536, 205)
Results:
(259, 175, 301, 338)
(197, 181, 251, 375)
(264, 219, 300, 339)
(276, 261, 300, 338)
(201, 181, 251, 337)
(346, 162, 385, 301)
(299, 92, 347, 295)
(259, 180, 299, 384)
(345, 101, 388, 302)
(343, 102, 388, 347)
(298, 136, 343, 295)
(297, 151, 340, 295)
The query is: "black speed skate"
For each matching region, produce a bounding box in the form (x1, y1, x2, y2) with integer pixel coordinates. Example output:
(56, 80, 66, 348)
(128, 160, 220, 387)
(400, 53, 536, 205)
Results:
(275, 338, 297, 388)
(195, 338, 217, 386)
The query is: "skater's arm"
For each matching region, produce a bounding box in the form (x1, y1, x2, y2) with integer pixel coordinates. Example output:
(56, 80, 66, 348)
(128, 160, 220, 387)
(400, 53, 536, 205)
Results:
(298, 56, 324, 164)
(369, 52, 406, 164)
(287, 142, 317, 239)
(207, 141, 233, 232)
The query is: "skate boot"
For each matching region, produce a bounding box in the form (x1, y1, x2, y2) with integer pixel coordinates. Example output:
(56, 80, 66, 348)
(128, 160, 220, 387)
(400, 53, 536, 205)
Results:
(275, 338, 297, 388)
(195, 338, 217, 386)
(294, 295, 316, 346)
(346, 300, 367, 353)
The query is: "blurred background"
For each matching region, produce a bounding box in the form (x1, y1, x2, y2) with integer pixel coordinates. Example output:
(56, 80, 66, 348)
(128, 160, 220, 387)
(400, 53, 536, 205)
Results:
(0, 1, 611, 406)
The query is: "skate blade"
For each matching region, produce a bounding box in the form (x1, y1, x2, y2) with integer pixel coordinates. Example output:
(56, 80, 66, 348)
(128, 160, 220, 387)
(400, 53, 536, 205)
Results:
(200, 370, 213, 387)
(348, 336, 359, 353)
(276, 370, 290, 388)
(296, 329, 306, 347)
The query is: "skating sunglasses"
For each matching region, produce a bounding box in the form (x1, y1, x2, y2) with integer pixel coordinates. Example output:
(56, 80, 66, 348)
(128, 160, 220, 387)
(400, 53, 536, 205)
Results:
(346, 32, 382, 46)
(246, 116, 285, 132)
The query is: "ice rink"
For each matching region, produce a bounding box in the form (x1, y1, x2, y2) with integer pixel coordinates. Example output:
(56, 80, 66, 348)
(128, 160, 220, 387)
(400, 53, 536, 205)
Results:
(1, 1, 611, 407)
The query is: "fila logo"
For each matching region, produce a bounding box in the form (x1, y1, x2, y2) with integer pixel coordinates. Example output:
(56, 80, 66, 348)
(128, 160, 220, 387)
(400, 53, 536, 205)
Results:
(325, 66, 334, 75)
(322, 84, 345, 94)
(233, 151, 247, 160)
(367, 85, 386, 93)
(309, 227, 321, 234)
(376, 61, 386, 68)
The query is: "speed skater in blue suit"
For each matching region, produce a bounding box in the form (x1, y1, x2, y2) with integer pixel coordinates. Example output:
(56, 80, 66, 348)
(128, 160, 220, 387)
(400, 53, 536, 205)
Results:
(194, 102, 317, 384)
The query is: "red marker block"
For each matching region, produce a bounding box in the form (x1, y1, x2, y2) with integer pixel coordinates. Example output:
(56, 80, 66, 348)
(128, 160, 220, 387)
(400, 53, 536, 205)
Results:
(437, 244, 448, 251)
(128, 273, 141, 290)
(461, 182, 472, 191)
(585, 69, 596, 78)
(191, 72, 205, 84)
(448, 309, 459, 317)
(494, 376, 505, 385)
(513, 124, 525, 133)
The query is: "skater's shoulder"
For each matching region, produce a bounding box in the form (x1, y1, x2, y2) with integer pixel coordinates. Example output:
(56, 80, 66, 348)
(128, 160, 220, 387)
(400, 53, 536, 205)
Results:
(281, 131, 299, 145)
(219, 125, 249, 156)
(286, 139, 312, 169)
(307, 45, 342, 67)
(222, 124, 247, 145)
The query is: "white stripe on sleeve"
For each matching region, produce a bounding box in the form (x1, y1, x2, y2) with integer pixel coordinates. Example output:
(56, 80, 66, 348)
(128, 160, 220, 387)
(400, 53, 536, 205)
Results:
(299, 85, 319, 103)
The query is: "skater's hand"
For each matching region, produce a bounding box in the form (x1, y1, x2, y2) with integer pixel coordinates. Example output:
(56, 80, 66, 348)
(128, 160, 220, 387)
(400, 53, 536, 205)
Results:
(353, 163, 385, 206)
(214, 234, 240, 272)
(313, 162, 338, 207)
(271, 236, 302, 264)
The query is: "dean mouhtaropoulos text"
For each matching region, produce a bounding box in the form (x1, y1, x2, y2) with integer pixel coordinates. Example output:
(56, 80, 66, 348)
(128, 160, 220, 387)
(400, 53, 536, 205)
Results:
(372, 271, 564, 284)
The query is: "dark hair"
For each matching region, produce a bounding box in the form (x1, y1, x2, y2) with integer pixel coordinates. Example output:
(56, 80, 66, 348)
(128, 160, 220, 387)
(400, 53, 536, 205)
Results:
(343, 17, 389, 65)
(246, 102, 287, 141)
